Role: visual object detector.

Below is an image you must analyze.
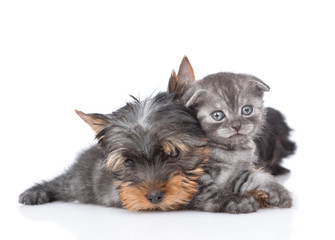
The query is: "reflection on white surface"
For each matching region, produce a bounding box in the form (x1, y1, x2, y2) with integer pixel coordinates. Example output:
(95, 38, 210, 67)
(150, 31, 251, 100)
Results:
(17, 202, 294, 240)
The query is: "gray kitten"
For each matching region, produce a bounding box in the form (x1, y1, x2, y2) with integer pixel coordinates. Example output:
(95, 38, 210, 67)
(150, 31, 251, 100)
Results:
(170, 57, 292, 213)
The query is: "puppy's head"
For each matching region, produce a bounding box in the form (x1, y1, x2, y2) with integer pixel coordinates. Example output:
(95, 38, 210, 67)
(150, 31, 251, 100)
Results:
(76, 92, 208, 211)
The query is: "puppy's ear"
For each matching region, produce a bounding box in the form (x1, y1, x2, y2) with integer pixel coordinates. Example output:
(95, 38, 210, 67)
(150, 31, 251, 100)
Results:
(168, 70, 184, 95)
(177, 56, 195, 85)
(168, 56, 195, 97)
(75, 110, 111, 138)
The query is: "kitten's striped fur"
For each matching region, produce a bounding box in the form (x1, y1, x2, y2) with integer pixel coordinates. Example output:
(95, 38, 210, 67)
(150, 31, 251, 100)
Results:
(172, 57, 292, 213)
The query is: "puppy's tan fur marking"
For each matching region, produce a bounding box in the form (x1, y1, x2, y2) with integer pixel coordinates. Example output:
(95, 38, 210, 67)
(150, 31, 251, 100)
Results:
(106, 149, 127, 171)
(161, 140, 189, 156)
(118, 171, 200, 211)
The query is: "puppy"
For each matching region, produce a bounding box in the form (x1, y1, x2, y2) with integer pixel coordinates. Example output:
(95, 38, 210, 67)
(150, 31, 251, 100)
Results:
(19, 92, 209, 211)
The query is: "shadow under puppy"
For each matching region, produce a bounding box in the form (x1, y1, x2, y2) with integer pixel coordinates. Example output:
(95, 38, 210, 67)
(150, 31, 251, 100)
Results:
(19, 92, 209, 211)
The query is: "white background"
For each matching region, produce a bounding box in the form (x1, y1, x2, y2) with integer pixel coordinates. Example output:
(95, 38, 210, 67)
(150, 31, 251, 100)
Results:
(1, 1, 334, 239)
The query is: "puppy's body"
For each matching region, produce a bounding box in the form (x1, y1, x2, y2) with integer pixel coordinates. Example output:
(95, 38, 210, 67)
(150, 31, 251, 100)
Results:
(20, 146, 122, 207)
(19, 93, 209, 211)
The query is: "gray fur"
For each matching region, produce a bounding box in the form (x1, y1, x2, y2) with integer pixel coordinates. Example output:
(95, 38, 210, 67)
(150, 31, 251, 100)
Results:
(184, 72, 292, 213)
(19, 146, 122, 206)
(19, 92, 208, 211)
(169, 56, 296, 175)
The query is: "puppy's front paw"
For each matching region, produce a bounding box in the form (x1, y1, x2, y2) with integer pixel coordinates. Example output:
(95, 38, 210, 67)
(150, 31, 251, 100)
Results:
(19, 185, 53, 205)
(225, 195, 260, 214)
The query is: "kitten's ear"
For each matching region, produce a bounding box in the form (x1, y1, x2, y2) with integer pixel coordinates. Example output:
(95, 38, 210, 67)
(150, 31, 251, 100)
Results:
(250, 77, 270, 92)
(75, 109, 111, 138)
(168, 56, 195, 97)
(183, 89, 206, 108)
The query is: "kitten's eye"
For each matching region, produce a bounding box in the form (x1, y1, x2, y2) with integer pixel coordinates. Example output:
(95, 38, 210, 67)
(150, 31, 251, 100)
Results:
(167, 149, 180, 158)
(211, 111, 225, 121)
(123, 159, 134, 167)
(242, 105, 253, 115)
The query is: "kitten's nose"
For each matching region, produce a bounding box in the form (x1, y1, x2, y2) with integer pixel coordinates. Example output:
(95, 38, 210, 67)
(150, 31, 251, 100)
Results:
(146, 190, 164, 204)
(232, 125, 241, 132)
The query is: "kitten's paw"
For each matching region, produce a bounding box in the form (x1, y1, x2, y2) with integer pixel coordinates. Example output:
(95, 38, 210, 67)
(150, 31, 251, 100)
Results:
(225, 195, 260, 214)
(19, 185, 53, 205)
(273, 189, 292, 208)
(259, 185, 292, 208)
(247, 190, 269, 208)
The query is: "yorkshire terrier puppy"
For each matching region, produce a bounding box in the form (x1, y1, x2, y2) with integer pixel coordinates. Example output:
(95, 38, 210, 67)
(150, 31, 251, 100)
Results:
(19, 92, 209, 211)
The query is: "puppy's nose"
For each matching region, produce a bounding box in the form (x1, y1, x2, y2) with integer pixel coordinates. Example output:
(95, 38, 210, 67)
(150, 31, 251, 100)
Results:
(232, 125, 241, 132)
(146, 190, 164, 204)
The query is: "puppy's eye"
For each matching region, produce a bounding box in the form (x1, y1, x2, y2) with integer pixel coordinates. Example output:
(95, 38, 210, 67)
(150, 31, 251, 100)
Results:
(123, 159, 134, 167)
(167, 149, 180, 158)
(211, 111, 225, 121)
(241, 105, 253, 115)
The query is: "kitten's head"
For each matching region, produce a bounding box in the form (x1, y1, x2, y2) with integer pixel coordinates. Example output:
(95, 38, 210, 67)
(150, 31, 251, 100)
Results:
(169, 56, 270, 147)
